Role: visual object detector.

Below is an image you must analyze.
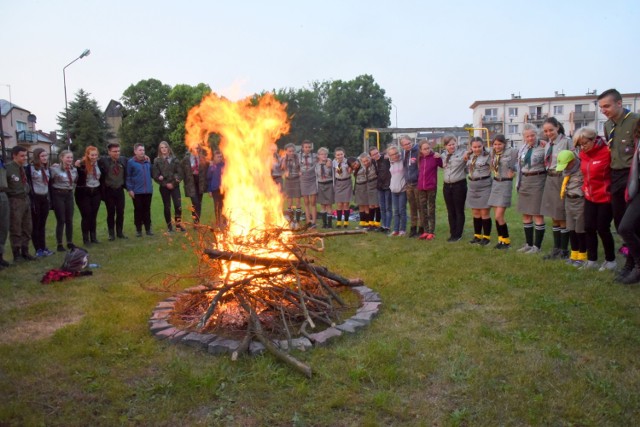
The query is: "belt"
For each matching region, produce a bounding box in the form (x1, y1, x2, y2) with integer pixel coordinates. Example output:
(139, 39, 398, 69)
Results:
(335, 177, 351, 182)
(493, 177, 513, 182)
(565, 194, 583, 199)
(318, 180, 333, 185)
(468, 175, 490, 182)
(546, 170, 562, 177)
(53, 188, 73, 193)
(523, 171, 546, 177)
(444, 179, 466, 185)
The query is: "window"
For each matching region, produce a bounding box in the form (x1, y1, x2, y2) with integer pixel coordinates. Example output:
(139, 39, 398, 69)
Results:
(485, 108, 497, 117)
(508, 107, 518, 117)
(508, 124, 519, 134)
(575, 121, 587, 130)
(553, 105, 564, 115)
(575, 104, 588, 113)
(529, 106, 543, 120)
(16, 121, 27, 131)
(623, 103, 632, 111)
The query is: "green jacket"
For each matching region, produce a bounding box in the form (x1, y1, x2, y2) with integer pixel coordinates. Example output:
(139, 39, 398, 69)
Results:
(181, 154, 209, 198)
(604, 111, 640, 170)
(5, 161, 30, 197)
(152, 156, 182, 188)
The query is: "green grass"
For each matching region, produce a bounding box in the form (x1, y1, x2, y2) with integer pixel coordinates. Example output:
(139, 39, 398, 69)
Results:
(1, 182, 639, 426)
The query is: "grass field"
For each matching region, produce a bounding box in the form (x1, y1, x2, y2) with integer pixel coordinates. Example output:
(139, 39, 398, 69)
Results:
(1, 182, 639, 426)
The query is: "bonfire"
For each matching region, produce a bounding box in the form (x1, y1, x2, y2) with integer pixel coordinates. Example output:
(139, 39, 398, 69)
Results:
(165, 93, 367, 377)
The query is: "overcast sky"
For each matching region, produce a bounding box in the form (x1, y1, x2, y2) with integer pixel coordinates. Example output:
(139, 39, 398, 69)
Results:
(3, 0, 638, 134)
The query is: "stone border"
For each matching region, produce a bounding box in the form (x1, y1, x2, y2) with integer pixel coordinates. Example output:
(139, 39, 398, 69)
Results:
(149, 284, 381, 355)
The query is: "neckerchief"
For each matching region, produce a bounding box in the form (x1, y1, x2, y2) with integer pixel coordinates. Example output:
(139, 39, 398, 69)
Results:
(469, 155, 478, 176)
(65, 166, 72, 185)
(491, 151, 502, 175)
(523, 146, 533, 169)
(544, 140, 555, 168)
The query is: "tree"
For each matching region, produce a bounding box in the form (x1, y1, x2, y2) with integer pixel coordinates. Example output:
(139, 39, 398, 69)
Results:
(166, 83, 212, 158)
(323, 74, 391, 155)
(119, 78, 171, 158)
(274, 82, 329, 149)
(56, 89, 110, 155)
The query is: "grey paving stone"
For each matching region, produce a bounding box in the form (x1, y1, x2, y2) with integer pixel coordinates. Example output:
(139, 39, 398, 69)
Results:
(208, 338, 240, 355)
(149, 319, 173, 333)
(181, 332, 217, 349)
(249, 341, 266, 355)
(309, 327, 342, 346)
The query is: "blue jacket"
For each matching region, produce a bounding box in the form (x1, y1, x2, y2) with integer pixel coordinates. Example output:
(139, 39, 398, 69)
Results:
(402, 143, 419, 184)
(126, 158, 153, 194)
(206, 162, 224, 192)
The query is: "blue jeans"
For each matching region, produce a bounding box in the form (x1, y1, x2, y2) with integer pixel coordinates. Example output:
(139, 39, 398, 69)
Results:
(392, 191, 407, 233)
(378, 189, 392, 229)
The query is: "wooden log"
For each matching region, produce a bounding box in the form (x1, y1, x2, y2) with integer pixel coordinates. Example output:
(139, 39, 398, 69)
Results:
(292, 229, 367, 239)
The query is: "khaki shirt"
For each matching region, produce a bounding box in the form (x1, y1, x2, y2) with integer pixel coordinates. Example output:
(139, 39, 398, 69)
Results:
(604, 111, 640, 170)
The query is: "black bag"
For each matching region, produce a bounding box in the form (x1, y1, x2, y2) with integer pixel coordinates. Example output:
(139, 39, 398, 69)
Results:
(61, 247, 89, 272)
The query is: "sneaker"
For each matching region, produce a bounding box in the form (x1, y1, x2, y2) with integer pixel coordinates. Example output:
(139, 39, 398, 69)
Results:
(479, 238, 491, 246)
(389, 231, 399, 237)
(621, 267, 640, 285)
(398, 231, 406, 236)
(543, 248, 562, 260)
(525, 246, 540, 254)
(598, 261, 617, 272)
(308, 223, 317, 229)
(425, 233, 435, 241)
(469, 236, 482, 244)
(495, 242, 511, 250)
(517, 244, 532, 253)
(136, 231, 143, 237)
(43, 248, 55, 256)
(447, 236, 462, 243)
(418, 233, 429, 240)
(146, 230, 154, 236)
(57, 244, 65, 252)
(35, 249, 45, 257)
(571, 260, 585, 268)
(580, 260, 599, 270)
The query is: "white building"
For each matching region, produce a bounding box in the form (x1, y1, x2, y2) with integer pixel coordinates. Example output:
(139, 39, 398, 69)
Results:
(469, 91, 640, 148)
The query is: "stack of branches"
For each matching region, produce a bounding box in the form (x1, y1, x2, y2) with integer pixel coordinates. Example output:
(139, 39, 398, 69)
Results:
(182, 227, 365, 378)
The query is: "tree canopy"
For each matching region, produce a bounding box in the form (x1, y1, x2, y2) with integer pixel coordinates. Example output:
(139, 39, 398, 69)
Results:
(166, 83, 212, 158)
(56, 89, 110, 155)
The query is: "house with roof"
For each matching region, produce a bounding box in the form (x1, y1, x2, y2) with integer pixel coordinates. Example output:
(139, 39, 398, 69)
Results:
(469, 91, 640, 149)
(0, 99, 56, 159)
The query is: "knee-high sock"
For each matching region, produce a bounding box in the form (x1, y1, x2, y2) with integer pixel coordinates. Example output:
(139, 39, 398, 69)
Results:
(534, 224, 546, 249)
(523, 222, 533, 246)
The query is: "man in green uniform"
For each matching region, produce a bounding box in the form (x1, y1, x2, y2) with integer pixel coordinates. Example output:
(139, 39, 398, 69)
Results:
(6, 146, 36, 262)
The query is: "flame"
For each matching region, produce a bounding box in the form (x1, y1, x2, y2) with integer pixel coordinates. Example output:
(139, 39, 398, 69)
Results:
(185, 92, 293, 283)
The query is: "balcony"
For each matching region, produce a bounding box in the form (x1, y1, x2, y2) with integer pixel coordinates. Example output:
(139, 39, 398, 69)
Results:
(526, 113, 548, 123)
(573, 111, 595, 121)
(482, 115, 500, 123)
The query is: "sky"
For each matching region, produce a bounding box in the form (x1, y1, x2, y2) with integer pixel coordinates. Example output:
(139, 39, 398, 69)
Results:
(2, 0, 639, 134)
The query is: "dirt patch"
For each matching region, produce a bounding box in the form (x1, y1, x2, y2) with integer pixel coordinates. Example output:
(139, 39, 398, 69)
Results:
(0, 313, 85, 345)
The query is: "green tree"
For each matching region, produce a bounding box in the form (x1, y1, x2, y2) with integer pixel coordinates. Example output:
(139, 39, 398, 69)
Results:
(119, 78, 171, 158)
(166, 83, 212, 158)
(274, 82, 329, 149)
(323, 74, 391, 155)
(56, 89, 110, 155)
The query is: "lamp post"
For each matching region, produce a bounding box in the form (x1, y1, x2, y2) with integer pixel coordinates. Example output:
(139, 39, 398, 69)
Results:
(63, 49, 91, 151)
(391, 103, 398, 128)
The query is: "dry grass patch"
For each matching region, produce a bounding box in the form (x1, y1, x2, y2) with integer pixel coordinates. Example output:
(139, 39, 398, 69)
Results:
(0, 311, 85, 344)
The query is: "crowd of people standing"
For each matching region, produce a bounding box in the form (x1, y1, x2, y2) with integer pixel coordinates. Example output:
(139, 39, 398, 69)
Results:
(1, 88, 638, 286)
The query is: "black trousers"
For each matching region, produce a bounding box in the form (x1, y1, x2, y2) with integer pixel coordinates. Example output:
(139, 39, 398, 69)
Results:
(52, 190, 74, 245)
(584, 200, 615, 262)
(611, 169, 629, 231)
(159, 185, 182, 225)
(31, 193, 50, 251)
(443, 180, 467, 239)
(211, 189, 224, 226)
(132, 193, 152, 232)
(619, 194, 640, 262)
(75, 187, 101, 236)
(104, 187, 125, 234)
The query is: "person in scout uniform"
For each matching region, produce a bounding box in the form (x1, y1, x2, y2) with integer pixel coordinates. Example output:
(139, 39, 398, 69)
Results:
(487, 134, 517, 249)
(75, 146, 103, 245)
(315, 147, 334, 229)
(299, 140, 318, 228)
(0, 156, 12, 267)
(540, 117, 573, 260)
(6, 146, 36, 261)
(555, 150, 587, 267)
(51, 150, 78, 252)
(332, 147, 352, 228)
(281, 143, 302, 227)
(25, 148, 54, 257)
(98, 142, 128, 240)
(466, 137, 492, 246)
(598, 88, 640, 280)
(442, 135, 468, 242)
(181, 146, 209, 225)
(516, 124, 547, 254)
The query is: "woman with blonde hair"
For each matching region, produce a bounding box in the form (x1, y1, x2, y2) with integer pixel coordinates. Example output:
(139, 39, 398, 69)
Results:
(51, 150, 78, 251)
(75, 146, 102, 244)
(26, 148, 54, 256)
(153, 141, 183, 232)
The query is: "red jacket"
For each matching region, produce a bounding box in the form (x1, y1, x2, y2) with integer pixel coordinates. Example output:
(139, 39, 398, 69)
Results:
(579, 138, 611, 203)
(417, 152, 443, 191)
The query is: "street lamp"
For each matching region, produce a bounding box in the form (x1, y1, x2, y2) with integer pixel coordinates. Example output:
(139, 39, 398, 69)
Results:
(391, 103, 398, 128)
(63, 49, 91, 151)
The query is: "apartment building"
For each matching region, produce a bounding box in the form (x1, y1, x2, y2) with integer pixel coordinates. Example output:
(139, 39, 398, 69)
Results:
(469, 91, 640, 148)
